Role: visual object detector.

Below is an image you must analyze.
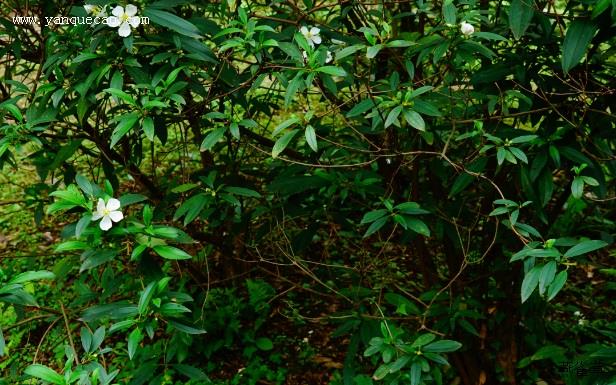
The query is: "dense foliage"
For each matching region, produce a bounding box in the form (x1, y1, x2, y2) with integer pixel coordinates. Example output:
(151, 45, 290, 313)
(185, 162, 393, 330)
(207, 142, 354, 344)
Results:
(1, 0, 615, 384)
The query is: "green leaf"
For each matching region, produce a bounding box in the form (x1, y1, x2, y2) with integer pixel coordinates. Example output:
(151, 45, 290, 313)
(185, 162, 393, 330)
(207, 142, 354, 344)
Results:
(127, 328, 143, 360)
(81, 327, 93, 353)
(410, 361, 422, 385)
(408, 86, 434, 99)
(0, 329, 5, 356)
(55, 240, 89, 253)
(0, 103, 23, 121)
(9, 270, 55, 285)
(521, 265, 542, 303)
(563, 240, 608, 258)
(538, 260, 557, 296)
(403, 110, 425, 131)
(385, 40, 415, 48)
(473, 32, 507, 41)
(581, 176, 599, 186)
(168, 320, 207, 334)
(366, 44, 383, 59)
(449, 158, 487, 197)
(153, 245, 193, 260)
(278, 42, 303, 61)
(75, 215, 91, 239)
(119, 193, 147, 207)
(423, 340, 462, 353)
(143, 8, 202, 38)
(592, 0, 611, 18)
(510, 134, 537, 144)
(272, 116, 300, 136)
(80, 250, 118, 272)
(200, 127, 226, 151)
(73, 52, 98, 63)
(509, 0, 535, 39)
(385, 105, 403, 127)
(51, 89, 65, 108)
(173, 364, 211, 382)
(25, 364, 65, 385)
(50, 185, 86, 206)
(530, 345, 566, 361)
(305, 125, 318, 152)
(138, 281, 157, 315)
(404, 217, 431, 236)
(272, 129, 299, 158)
(395, 202, 430, 215)
(547, 270, 567, 301)
(361, 209, 389, 224)
(442, 0, 457, 25)
(229, 122, 240, 139)
(389, 355, 411, 373)
(373, 364, 391, 380)
(143, 117, 155, 141)
(363, 216, 388, 238)
(133, 245, 157, 264)
(509, 147, 528, 163)
(571, 176, 584, 199)
(224, 186, 261, 198)
(561, 20, 598, 74)
(110, 113, 140, 148)
(174, 193, 208, 226)
(256, 337, 274, 351)
(91, 326, 105, 352)
(335, 44, 365, 60)
(316, 66, 347, 77)
(497, 147, 506, 165)
(103, 88, 136, 106)
(411, 333, 436, 348)
(285, 73, 304, 107)
(347, 99, 375, 118)
(489, 206, 510, 216)
(171, 183, 199, 193)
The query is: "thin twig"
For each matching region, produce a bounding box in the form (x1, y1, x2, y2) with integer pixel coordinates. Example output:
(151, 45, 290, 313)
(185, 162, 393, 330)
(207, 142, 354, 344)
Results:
(60, 303, 80, 365)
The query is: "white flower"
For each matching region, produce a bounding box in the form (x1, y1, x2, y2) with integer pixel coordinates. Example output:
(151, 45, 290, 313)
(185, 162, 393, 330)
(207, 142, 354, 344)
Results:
(300, 26, 321, 48)
(574, 311, 582, 317)
(302, 50, 308, 61)
(326, 50, 333, 63)
(84, 4, 107, 17)
(92, 198, 123, 231)
(106, 4, 141, 37)
(460, 21, 475, 36)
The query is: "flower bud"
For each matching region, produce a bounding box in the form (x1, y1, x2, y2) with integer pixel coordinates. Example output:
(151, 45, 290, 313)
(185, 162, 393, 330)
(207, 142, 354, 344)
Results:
(460, 21, 475, 36)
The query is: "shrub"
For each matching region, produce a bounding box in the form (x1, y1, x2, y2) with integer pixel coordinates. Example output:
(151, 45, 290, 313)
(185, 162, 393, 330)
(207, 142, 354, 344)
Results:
(1, 0, 615, 384)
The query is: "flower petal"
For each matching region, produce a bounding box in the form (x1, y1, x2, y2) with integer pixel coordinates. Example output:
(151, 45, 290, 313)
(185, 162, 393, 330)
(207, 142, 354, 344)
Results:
(118, 22, 132, 37)
(84, 4, 95, 14)
(106, 198, 121, 211)
(109, 210, 124, 222)
(91, 212, 103, 220)
(106, 16, 120, 27)
(312, 35, 321, 45)
(100, 216, 112, 231)
(125, 4, 138, 16)
(111, 5, 124, 18)
(128, 16, 140, 28)
(300, 26, 308, 35)
(97, 198, 106, 213)
(310, 27, 320, 36)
